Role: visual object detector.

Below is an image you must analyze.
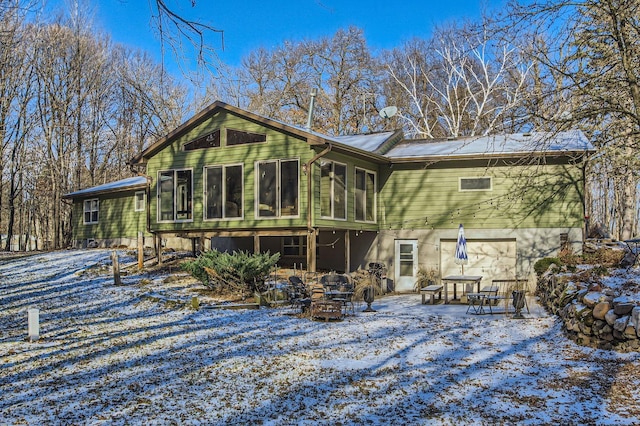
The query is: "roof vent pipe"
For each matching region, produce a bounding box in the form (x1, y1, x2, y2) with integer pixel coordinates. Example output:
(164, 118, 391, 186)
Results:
(305, 88, 317, 131)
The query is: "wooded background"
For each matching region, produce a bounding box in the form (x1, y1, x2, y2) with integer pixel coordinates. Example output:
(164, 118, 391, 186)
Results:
(1, 0, 638, 250)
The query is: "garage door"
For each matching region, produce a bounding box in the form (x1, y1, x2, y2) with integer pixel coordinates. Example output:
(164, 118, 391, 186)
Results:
(440, 239, 517, 284)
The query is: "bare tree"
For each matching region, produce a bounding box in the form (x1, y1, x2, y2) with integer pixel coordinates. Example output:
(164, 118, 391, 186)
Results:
(385, 22, 531, 139)
(504, 0, 640, 240)
(0, 0, 38, 250)
(240, 27, 383, 135)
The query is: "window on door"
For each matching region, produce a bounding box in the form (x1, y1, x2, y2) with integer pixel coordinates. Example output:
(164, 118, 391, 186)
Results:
(320, 160, 347, 219)
(158, 169, 192, 222)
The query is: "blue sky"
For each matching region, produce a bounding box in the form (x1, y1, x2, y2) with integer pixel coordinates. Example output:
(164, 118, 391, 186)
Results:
(49, 0, 502, 72)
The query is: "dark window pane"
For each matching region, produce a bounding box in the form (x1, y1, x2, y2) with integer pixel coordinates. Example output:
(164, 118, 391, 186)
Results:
(225, 165, 243, 218)
(334, 163, 346, 219)
(258, 162, 277, 216)
(460, 177, 491, 191)
(227, 129, 266, 146)
(184, 130, 220, 151)
(280, 160, 298, 216)
(159, 171, 175, 221)
(176, 170, 192, 220)
(206, 167, 223, 219)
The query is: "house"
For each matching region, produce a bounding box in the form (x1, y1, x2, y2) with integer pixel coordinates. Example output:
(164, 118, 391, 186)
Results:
(64, 176, 149, 248)
(64, 101, 594, 291)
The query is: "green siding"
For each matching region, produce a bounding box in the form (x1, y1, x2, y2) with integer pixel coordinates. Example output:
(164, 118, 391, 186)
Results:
(146, 110, 316, 232)
(312, 151, 380, 231)
(72, 191, 147, 241)
(379, 160, 584, 230)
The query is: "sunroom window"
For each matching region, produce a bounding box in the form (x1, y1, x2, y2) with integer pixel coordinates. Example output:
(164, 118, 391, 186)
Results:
(355, 168, 376, 222)
(256, 159, 299, 218)
(158, 169, 192, 222)
(205, 164, 243, 219)
(83, 199, 99, 224)
(320, 160, 346, 220)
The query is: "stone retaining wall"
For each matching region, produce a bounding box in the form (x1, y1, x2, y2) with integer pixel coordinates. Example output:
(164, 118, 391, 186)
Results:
(537, 271, 640, 352)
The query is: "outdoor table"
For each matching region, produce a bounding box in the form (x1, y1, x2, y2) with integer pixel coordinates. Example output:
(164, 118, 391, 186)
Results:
(441, 275, 482, 304)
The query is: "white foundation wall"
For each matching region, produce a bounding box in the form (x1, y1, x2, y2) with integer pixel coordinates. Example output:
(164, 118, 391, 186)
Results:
(358, 226, 584, 292)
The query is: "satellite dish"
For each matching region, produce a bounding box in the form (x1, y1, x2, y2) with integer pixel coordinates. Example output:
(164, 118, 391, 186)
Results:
(379, 105, 398, 119)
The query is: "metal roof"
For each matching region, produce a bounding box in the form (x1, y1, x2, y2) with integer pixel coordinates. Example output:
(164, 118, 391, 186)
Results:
(385, 131, 594, 160)
(63, 176, 147, 199)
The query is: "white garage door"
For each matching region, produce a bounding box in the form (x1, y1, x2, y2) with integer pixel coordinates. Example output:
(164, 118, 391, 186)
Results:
(440, 239, 517, 285)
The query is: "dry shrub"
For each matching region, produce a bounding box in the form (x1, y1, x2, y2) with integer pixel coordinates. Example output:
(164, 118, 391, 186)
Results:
(583, 247, 625, 267)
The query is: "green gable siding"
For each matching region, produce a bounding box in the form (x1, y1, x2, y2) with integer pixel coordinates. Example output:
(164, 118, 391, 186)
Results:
(72, 191, 147, 241)
(379, 160, 584, 231)
(146, 110, 315, 232)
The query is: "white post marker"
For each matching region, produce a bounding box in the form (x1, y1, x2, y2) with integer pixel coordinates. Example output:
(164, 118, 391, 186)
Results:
(28, 308, 40, 342)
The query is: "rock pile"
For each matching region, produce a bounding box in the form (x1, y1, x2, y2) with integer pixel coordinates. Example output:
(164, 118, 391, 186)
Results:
(537, 271, 640, 352)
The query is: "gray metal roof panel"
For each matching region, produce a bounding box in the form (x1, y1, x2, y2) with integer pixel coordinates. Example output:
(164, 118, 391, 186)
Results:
(386, 131, 594, 159)
(63, 176, 147, 198)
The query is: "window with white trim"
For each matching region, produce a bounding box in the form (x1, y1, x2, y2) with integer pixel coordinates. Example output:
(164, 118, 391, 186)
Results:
(256, 159, 299, 218)
(204, 164, 243, 219)
(158, 169, 193, 222)
(320, 160, 347, 219)
(134, 191, 145, 212)
(459, 177, 492, 191)
(83, 199, 99, 224)
(355, 168, 376, 222)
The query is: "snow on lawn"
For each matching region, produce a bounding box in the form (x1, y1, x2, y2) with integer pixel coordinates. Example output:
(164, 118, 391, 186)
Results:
(1, 250, 639, 425)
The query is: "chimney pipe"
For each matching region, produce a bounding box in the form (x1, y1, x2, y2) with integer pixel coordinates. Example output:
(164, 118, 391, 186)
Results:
(305, 88, 317, 131)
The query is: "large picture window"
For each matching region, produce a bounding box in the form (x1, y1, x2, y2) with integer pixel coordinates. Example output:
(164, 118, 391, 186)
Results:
(256, 159, 299, 218)
(83, 199, 99, 224)
(158, 169, 192, 222)
(205, 164, 243, 219)
(320, 160, 346, 219)
(355, 168, 376, 222)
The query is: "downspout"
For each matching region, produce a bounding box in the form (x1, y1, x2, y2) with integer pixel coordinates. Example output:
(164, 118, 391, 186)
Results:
(304, 87, 332, 271)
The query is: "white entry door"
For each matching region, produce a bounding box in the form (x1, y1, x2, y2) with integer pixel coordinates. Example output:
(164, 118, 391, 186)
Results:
(395, 240, 418, 292)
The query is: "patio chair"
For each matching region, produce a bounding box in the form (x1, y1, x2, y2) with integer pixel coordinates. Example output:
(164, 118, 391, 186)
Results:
(331, 282, 355, 316)
(466, 292, 487, 314)
(485, 279, 529, 315)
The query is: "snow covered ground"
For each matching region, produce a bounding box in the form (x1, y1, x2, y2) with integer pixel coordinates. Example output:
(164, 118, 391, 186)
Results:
(1, 250, 639, 425)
